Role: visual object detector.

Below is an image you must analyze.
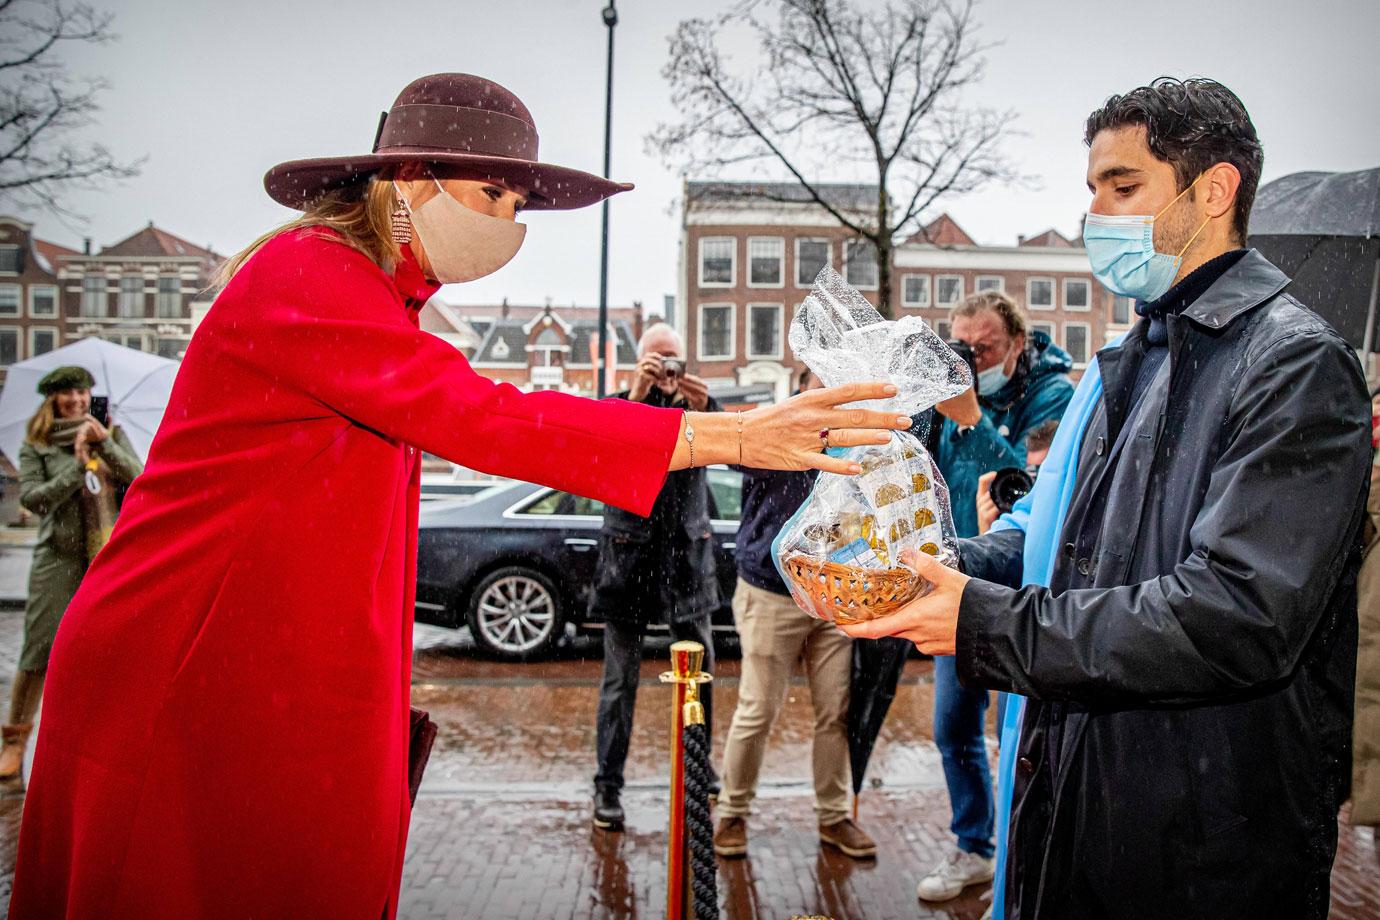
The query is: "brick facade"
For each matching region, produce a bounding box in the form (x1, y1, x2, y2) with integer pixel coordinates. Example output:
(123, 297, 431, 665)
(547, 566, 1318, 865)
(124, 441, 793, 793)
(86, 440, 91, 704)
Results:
(0, 217, 79, 383)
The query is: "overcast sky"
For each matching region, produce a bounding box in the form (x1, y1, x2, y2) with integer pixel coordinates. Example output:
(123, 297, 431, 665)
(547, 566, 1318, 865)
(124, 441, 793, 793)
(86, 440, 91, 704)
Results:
(19, 0, 1380, 312)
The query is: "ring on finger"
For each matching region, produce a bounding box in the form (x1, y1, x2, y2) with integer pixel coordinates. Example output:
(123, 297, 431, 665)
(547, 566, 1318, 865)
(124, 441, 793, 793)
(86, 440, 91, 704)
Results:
(820, 428, 831, 451)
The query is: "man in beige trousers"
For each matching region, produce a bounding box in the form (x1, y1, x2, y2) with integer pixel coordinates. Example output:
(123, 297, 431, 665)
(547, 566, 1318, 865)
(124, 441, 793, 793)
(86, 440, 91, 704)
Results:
(714, 370, 877, 859)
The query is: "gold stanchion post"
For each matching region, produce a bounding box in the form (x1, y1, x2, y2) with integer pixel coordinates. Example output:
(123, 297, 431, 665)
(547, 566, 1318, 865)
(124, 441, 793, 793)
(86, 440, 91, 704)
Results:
(661, 640, 711, 920)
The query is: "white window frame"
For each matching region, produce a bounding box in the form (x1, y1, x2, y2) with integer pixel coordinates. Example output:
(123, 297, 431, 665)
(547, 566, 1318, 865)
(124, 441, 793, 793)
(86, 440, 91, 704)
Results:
(1111, 295, 1134, 326)
(81, 275, 106, 317)
(935, 319, 953, 341)
(935, 274, 964, 308)
(900, 273, 931, 308)
(794, 238, 831, 288)
(697, 302, 736, 361)
(1027, 276, 1056, 311)
(1030, 320, 1056, 341)
(28, 284, 58, 318)
(0, 325, 21, 365)
(1063, 277, 1091, 312)
(0, 245, 19, 275)
(155, 275, 182, 318)
(975, 275, 1005, 293)
(844, 238, 879, 291)
(745, 236, 785, 289)
(697, 237, 736, 288)
(1063, 321, 1091, 368)
(117, 276, 145, 318)
(745, 302, 784, 360)
(28, 325, 59, 357)
(0, 283, 20, 317)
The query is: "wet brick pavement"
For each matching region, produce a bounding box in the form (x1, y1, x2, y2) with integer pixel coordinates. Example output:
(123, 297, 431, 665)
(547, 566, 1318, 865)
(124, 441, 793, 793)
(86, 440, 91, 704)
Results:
(0, 541, 1376, 918)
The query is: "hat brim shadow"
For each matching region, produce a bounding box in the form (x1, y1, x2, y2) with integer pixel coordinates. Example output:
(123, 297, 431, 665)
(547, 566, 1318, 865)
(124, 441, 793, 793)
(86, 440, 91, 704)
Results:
(264, 151, 633, 212)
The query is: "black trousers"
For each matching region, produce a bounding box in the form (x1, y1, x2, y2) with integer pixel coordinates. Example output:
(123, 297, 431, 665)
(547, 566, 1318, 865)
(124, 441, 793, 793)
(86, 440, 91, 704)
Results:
(594, 616, 714, 791)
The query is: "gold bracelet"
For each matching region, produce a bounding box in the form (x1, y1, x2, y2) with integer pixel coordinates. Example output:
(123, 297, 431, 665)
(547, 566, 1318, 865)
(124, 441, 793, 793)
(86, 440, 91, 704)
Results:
(736, 411, 744, 465)
(684, 416, 696, 468)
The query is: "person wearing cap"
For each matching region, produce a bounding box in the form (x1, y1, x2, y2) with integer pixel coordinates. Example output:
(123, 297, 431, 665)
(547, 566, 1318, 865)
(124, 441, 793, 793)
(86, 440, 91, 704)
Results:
(0, 366, 142, 785)
(7, 74, 911, 920)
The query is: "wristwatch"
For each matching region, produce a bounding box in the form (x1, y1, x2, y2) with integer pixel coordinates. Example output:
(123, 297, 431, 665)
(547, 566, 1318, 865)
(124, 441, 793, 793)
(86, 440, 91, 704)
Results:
(684, 417, 696, 467)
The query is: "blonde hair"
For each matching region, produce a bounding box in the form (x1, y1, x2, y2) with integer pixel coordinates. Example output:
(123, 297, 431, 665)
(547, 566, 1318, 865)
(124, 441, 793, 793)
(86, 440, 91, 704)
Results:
(215, 175, 402, 286)
(25, 395, 60, 447)
(950, 290, 1028, 341)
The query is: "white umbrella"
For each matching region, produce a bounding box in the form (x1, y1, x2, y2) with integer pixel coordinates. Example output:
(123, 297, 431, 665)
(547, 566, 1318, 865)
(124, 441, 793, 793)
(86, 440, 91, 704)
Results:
(0, 337, 179, 464)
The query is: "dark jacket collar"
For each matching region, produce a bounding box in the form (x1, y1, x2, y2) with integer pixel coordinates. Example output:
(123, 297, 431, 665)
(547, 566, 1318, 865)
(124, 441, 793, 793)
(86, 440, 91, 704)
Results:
(1177, 248, 1291, 332)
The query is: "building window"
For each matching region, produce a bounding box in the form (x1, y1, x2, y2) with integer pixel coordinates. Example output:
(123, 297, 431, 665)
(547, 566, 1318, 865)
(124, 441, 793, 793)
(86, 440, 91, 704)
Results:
(746, 303, 783, 359)
(29, 285, 57, 318)
(795, 238, 830, 287)
(1030, 320, 1056, 341)
(1064, 278, 1091, 312)
(118, 276, 145, 317)
(698, 237, 735, 287)
(29, 327, 58, 356)
(1112, 295, 1133, 325)
(901, 274, 931, 307)
(0, 328, 19, 365)
(698, 303, 734, 360)
(936, 319, 952, 341)
(0, 284, 19, 317)
(109, 333, 147, 352)
(976, 275, 1004, 292)
(747, 237, 784, 288)
(156, 276, 182, 317)
(844, 238, 878, 289)
(1027, 277, 1055, 311)
(936, 274, 963, 307)
(157, 338, 189, 360)
(0, 245, 19, 274)
(1064, 322, 1090, 367)
(81, 275, 106, 316)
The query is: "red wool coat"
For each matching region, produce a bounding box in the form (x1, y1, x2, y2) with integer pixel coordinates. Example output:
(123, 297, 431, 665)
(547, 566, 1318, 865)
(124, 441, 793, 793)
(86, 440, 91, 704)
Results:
(8, 230, 679, 919)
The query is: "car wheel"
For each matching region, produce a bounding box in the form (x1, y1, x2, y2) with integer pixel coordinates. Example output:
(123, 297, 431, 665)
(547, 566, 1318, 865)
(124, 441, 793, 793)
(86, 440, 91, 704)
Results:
(465, 567, 562, 660)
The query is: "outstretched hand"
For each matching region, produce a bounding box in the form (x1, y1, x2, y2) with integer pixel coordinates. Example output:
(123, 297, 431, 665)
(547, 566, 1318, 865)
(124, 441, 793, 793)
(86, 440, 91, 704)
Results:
(740, 381, 913, 477)
(838, 548, 969, 655)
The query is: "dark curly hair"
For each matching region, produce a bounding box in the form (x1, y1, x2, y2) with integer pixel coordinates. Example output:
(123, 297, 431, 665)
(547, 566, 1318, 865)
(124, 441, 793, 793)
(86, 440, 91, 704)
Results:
(1084, 78, 1263, 243)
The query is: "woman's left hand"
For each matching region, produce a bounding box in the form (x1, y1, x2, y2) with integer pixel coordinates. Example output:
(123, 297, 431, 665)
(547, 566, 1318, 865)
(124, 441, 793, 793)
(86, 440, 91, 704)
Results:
(82, 415, 110, 443)
(837, 548, 969, 655)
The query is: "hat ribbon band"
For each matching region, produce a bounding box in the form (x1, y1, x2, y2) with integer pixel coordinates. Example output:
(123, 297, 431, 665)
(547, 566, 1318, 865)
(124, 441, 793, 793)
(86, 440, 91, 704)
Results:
(374, 103, 539, 161)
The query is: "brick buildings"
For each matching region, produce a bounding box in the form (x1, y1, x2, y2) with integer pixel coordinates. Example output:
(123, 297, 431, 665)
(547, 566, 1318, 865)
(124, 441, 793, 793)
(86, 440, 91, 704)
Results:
(678, 181, 1133, 400)
(0, 217, 80, 382)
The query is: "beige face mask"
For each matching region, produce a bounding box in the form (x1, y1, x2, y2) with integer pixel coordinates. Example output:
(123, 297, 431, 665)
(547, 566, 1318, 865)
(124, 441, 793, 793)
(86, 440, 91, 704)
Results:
(395, 179, 527, 283)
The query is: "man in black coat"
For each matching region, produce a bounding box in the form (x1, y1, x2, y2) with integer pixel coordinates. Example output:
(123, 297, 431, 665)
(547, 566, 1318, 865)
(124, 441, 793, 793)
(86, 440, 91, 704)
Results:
(591, 323, 722, 831)
(843, 78, 1373, 918)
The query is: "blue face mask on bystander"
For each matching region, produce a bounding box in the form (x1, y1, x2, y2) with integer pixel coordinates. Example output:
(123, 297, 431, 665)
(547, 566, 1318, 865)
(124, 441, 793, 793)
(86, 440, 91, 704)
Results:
(1082, 174, 1209, 302)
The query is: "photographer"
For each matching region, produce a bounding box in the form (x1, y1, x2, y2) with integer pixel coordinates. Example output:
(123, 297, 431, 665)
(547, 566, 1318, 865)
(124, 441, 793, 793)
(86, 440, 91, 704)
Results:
(591, 323, 723, 832)
(916, 291, 1073, 903)
(975, 419, 1059, 537)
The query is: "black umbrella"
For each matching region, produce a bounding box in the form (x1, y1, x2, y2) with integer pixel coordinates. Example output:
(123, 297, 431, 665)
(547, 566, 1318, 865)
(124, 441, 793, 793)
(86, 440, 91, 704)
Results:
(1248, 167, 1380, 363)
(846, 636, 913, 814)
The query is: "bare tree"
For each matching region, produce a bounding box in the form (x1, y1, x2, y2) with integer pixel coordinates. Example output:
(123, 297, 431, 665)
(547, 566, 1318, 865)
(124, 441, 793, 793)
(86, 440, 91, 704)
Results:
(0, 0, 139, 216)
(651, 0, 1017, 317)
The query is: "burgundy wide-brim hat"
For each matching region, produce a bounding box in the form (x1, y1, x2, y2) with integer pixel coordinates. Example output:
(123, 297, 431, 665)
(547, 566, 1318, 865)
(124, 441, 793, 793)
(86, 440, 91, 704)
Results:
(264, 73, 632, 211)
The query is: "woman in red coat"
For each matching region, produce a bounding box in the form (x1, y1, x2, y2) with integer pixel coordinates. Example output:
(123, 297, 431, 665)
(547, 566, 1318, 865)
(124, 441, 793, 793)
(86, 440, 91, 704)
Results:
(7, 74, 907, 919)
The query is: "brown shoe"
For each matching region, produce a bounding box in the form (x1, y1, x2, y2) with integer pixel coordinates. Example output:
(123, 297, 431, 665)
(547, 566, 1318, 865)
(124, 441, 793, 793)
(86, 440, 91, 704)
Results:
(819, 817, 877, 859)
(713, 816, 748, 858)
(0, 723, 33, 781)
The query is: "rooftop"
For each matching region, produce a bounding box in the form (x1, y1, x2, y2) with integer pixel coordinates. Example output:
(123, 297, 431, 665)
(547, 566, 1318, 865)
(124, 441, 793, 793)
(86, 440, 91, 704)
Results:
(100, 222, 223, 261)
(686, 180, 879, 212)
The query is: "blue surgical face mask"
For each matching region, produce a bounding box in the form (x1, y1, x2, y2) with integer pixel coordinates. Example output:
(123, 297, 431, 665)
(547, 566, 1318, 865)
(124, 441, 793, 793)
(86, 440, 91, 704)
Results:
(1082, 174, 1209, 302)
(976, 361, 1011, 396)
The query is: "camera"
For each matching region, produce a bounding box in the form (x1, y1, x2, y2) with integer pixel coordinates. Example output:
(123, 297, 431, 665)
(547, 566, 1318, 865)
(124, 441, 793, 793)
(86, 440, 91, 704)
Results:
(989, 466, 1034, 514)
(90, 396, 110, 427)
(660, 358, 685, 382)
(947, 339, 978, 386)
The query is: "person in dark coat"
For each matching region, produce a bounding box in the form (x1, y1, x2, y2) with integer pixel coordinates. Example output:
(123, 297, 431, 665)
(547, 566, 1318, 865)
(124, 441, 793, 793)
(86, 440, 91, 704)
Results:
(591, 322, 723, 830)
(842, 77, 1373, 919)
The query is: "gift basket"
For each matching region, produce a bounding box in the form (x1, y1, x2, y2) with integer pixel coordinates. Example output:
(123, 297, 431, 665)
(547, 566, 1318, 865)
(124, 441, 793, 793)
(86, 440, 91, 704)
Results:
(773, 267, 971, 625)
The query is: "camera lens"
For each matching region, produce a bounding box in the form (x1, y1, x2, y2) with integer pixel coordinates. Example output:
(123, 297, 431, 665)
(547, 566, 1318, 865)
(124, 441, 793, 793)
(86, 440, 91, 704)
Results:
(989, 467, 1035, 514)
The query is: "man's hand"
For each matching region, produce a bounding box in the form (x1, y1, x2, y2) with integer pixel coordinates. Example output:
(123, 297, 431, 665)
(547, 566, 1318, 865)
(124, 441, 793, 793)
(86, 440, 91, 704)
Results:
(935, 386, 982, 427)
(838, 549, 969, 655)
(628, 353, 665, 402)
(975, 470, 999, 535)
(679, 373, 710, 411)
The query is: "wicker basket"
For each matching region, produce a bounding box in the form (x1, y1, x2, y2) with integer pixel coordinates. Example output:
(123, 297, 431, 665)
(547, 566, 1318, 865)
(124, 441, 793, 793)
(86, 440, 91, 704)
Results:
(782, 553, 926, 625)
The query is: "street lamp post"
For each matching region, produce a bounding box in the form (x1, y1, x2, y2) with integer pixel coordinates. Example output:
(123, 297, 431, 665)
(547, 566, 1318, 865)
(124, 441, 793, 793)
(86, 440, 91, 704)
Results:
(596, 0, 618, 398)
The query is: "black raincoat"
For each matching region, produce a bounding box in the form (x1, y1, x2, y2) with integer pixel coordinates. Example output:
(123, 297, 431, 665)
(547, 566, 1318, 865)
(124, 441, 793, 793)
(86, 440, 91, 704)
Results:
(957, 250, 1373, 919)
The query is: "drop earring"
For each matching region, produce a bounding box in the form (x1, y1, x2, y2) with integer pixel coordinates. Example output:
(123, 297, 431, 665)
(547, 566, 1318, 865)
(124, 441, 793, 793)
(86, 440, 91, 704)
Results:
(391, 195, 413, 245)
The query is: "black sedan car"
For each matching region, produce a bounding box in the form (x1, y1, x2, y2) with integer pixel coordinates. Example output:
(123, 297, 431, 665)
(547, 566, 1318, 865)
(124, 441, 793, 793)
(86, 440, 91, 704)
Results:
(414, 467, 745, 660)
